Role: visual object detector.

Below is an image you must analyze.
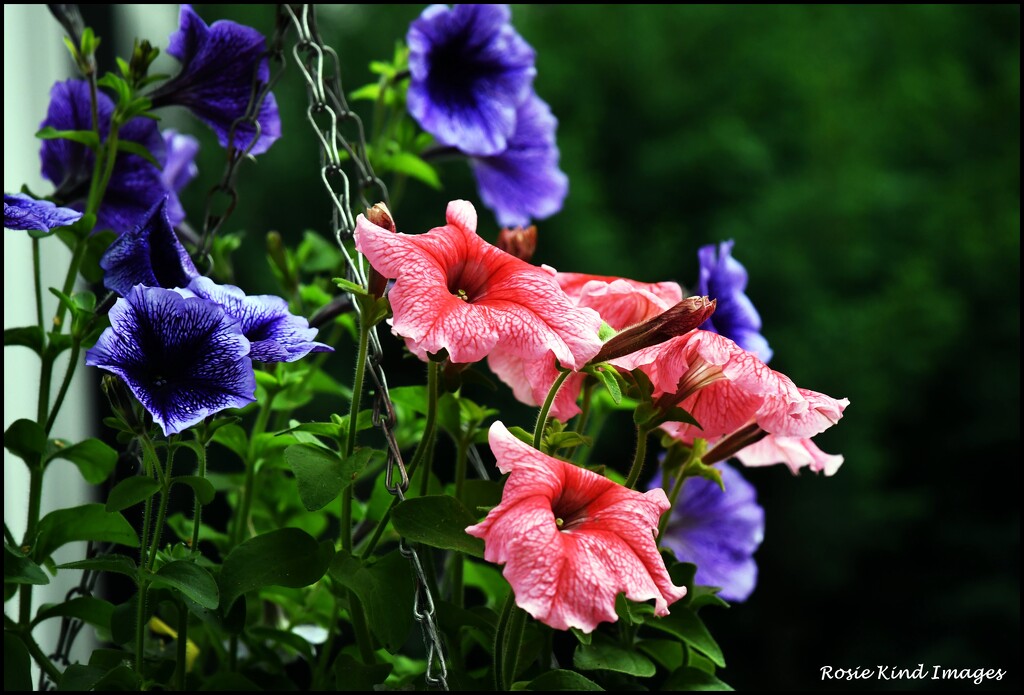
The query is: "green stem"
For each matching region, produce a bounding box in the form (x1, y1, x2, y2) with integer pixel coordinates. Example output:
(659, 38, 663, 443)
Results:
(573, 379, 596, 436)
(340, 316, 371, 553)
(175, 599, 188, 690)
(135, 581, 149, 675)
(235, 395, 275, 545)
(18, 462, 44, 627)
(17, 625, 62, 684)
(450, 435, 469, 608)
(492, 591, 515, 692)
(44, 342, 80, 435)
(189, 436, 208, 556)
(624, 425, 651, 489)
(533, 368, 572, 450)
(415, 361, 441, 497)
(146, 442, 175, 572)
(502, 606, 527, 690)
(349, 598, 376, 664)
(36, 354, 53, 425)
(32, 237, 43, 333)
(657, 440, 706, 539)
(575, 400, 609, 469)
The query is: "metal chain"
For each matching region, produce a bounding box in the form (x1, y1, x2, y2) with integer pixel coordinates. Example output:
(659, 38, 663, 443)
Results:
(283, 4, 447, 688)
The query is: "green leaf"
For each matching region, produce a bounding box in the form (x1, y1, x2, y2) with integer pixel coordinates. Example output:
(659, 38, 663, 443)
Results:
(150, 560, 219, 609)
(35, 126, 100, 148)
(590, 365, 623, 405)
(46, 438, 118, 487)
(4, 418, 46, 462)
(571, 627, 592, 645)
(219, 528, 333, 608)
(4, 542, 49, 585)
(661, 406, 702, 428)
(384, 151, 441, 189)
(526, 670, 604, 691)
(506, 426, 534, 446)
(4, 326, 45, 354)
(33, 596, 115, 630)
(574, 642, 657, 677)
(333, 276, 370, 297)
(80, 229, 115, 283)
(57, 665, 106, 692)
(105, 476, 160, 512)
(4, 633, 32, 692)
(333, 653, 393, 690)
(115, 139, 159, 165)
(57, 554, 138, 580)
(329, 550, 414, 651)
(349, 83, 382, 102)
(544, 430, 592, 453)
(285, 444, 373, 511)
(688, 585, 730, 611)
(212, 423, 248, 460)
(637, 638, 685, 671)
(663, 667, 733, 691)
(391, 495, 485, 558)
(647, 607, 725, 668)
(172, 475, 216, 505)
(34, 504, 139, 561)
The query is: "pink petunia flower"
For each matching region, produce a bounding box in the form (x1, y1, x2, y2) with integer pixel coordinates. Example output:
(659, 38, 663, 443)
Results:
(466, 422, 687, 633)
(488, 272, 686, 421)
(734, 434, 845, 476)
(354, 200, 602, 367)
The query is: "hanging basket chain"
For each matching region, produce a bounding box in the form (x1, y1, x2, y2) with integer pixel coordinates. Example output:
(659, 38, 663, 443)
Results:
(283, 4, 448, 689)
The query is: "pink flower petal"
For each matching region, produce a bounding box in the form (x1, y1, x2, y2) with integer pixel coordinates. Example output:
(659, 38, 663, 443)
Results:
(557, 273, 684, 330)
(355, 200, 602, 367)
(467, 422, 687, 633)
(736, 434, 845, 476)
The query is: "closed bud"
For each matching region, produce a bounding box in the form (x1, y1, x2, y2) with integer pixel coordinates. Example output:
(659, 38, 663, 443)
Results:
(590, 296, 716, 364)
(365, 203, 395, 298)
(497, 225, 537, 262)
(102, 375, 142, 432)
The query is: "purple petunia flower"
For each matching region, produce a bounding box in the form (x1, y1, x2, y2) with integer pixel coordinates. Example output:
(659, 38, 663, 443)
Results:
(161, 129, 200, 225)
(651, 463, 765, 602)
(407, 4, 536, 157)
(150, 5, 280, 155)
(100, 197, 199, 296)
(40, 80, 181, 235)
(86, 285, 257, 436)
(4, 192, 83, 233)
(471, 93, 568, 226)
(187, 277, 332, 363)
(695, 240, 773, 363)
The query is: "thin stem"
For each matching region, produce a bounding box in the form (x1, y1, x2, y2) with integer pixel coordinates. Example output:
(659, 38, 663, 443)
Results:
(135, 583, 148, 675)
(624, 425, 651, 489)
(17, 626, 62, 684)
(36, 355, 53, 424)
(450, 435, 469, 608)
(146, 442, 176, 572)
(657, 440, 707, 539)
(349, 599, 376, 664)
(18, 462, 44, 626)
(51, 237, 87, 335)
(44, 342, 80, 435)
(189, 436, 208, 556)
(415, 361, 440, 496)
(573, 379, 596, 437)
(175, 600, 188, 690)
(492, 591, 515, 692)
(502, 606, 527, 690)
(32, 237, 43, 332)
(235, 395, 275, 545)
(533, 368, 572, 450)
(340, 315, 371, 553)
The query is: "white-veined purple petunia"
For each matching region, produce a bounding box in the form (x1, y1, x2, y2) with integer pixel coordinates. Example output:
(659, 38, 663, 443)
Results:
(100, 197, 199, 297)
(187, 276, 333, 363)
(3, 192, 82, 233)
(150, 4, 281, 156)
(85, 285, 257, 436)
(650, 463, 765, 602)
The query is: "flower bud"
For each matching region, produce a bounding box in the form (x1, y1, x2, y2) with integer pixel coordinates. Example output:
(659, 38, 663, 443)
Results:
(497, 225, 537, 262)
(590, 296, 716, 364)
(365, 203, 395, 298)
(101, 374, 142, 432)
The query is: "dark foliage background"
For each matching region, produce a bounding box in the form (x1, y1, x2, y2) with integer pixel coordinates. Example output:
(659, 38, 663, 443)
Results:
(176, 5, 1019, 690)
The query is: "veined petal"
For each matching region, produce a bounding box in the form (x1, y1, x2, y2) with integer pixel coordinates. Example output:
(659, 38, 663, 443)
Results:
(4, 193, 82, 233)
(736, 434, 845, 476)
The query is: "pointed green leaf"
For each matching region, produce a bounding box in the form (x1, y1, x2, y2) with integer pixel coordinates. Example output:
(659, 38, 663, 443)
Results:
(384, 151, 441, 189)
(590, 365, 623, 405)
(46, 437, 119, 484)
(105, 476, 160, 512)
(285, 444, 373, 511)
(4, 418, 46, 463)
(4, 326, 45, 354)
(391, 495, 485, 558)
(647, 607, 725, 668)
(115, 139, 159, 166)
(33, 596, 115, 630)
(35, 126, 100, 148)
(150, 560, 219, 609)
(574, 642, 657, 677)
(57, 553, 138, 580)
(329, 550, 414, 651)
(219, 528, 334, 608)
(526, 670, 604, 691)
(171, 475, 216, 505)
(4, 633, 32, 692)
(35, 504, 139, 561)
(4, 542, 49, 585)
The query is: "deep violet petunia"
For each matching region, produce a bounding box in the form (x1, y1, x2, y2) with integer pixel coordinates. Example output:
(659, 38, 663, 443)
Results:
(466, 422, 687, 632)
(85, 285, 256, 436)
(187, 276, 332, 363)
(4, 192, 82, 233)
(354, 199, 602, 368)
(407, 4, 536, 157)
(150, 4, 281, 155)
(651, 463, 765, 602)
(39, 79, 177, 234)
(100, 197, 199, 296)
(695, 240, 772, 363)
(471, 93, 568, 226)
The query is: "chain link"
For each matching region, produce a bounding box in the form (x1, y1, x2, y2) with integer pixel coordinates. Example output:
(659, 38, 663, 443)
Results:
(283, 5, 447, 688)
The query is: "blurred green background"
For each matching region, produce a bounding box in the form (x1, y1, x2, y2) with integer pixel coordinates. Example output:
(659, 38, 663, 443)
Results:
(184, 5, 1018, 690)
